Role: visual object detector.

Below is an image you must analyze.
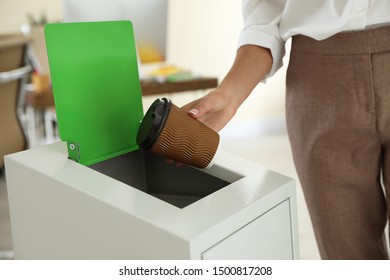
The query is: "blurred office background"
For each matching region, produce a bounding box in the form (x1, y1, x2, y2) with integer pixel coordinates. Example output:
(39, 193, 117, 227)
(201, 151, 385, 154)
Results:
(0, 0, 320, 259)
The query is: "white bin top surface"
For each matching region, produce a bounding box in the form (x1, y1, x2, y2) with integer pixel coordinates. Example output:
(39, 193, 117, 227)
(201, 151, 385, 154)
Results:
(6, 142, 295, 242)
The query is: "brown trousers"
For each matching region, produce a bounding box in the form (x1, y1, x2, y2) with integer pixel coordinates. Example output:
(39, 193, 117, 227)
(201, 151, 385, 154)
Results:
(286, 26, 390, 259)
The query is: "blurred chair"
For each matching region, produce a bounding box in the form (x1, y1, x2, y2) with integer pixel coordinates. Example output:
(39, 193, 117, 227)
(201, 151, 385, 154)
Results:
(0, 33, 32, 169)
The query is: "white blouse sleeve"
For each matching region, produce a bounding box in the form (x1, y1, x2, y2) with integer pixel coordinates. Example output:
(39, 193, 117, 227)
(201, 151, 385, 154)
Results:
(238, 0, 287, 78)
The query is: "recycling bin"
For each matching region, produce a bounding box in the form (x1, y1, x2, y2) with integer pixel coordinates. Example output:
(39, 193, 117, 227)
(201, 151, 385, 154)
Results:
(5, 21, 299, 259)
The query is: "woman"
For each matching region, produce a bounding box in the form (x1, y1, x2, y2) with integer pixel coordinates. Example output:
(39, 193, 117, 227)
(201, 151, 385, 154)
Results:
(182, 0, 390, 259)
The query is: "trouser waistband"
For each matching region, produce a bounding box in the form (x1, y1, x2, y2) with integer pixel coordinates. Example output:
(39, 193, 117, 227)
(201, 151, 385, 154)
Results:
(292, 25, 390, 55)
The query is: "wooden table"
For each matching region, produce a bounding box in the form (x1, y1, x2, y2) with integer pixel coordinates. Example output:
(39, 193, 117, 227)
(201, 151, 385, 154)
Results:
(141, 77, 218, 96)
(25, 77, 219, 108)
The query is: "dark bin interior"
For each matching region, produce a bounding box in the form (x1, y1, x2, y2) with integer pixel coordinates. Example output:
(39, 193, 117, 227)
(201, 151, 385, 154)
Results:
(89, 150, 242, 208)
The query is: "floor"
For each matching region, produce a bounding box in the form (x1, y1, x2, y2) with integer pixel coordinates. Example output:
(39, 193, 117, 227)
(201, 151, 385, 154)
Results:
(0, 127, 321, 260)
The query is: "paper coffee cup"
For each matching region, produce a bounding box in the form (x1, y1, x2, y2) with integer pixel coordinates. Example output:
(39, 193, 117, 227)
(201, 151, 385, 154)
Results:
(137, 98, 220, 169)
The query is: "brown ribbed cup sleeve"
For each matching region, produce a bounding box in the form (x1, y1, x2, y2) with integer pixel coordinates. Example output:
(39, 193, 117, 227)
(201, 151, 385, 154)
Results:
(150, 103, 219, 169)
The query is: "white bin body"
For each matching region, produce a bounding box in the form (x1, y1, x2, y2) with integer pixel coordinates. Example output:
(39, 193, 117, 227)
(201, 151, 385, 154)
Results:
(5, 142, 299, 259)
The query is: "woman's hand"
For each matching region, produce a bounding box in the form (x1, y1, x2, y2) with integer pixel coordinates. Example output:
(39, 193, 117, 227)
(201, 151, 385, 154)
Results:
(181, 88, 238, 132)
(182, 45, 273, 132)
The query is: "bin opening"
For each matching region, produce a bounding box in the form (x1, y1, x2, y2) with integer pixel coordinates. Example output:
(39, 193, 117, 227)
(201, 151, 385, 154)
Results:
(89, 150, 242, 208)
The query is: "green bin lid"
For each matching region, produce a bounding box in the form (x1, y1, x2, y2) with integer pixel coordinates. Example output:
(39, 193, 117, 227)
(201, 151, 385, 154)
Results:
(45, 21, 143, 166)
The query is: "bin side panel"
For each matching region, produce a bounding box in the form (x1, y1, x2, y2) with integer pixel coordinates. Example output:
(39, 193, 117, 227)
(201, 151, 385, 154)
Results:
(201, 200, 293, 260)
(5, 157, 190, 260)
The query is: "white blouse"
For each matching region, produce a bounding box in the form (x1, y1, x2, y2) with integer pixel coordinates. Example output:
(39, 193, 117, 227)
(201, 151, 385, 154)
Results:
(238, 0, 390, 77)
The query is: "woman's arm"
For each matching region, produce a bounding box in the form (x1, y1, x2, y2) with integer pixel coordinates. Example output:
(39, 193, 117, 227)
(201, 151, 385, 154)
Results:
(181, 44, 273, 131)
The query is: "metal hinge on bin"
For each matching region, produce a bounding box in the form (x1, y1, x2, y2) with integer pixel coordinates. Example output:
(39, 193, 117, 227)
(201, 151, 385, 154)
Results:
(67, 142, 80, 162)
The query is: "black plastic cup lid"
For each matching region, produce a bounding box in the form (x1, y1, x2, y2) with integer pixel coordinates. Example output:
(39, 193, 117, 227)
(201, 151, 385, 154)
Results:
(136, 98, 172, 150)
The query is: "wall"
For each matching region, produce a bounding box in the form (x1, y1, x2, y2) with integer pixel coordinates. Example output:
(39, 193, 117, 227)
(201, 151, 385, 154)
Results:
(1, 0, 288, 138)
(168, 0, 289, 138)
(0, 0, 62, 33)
